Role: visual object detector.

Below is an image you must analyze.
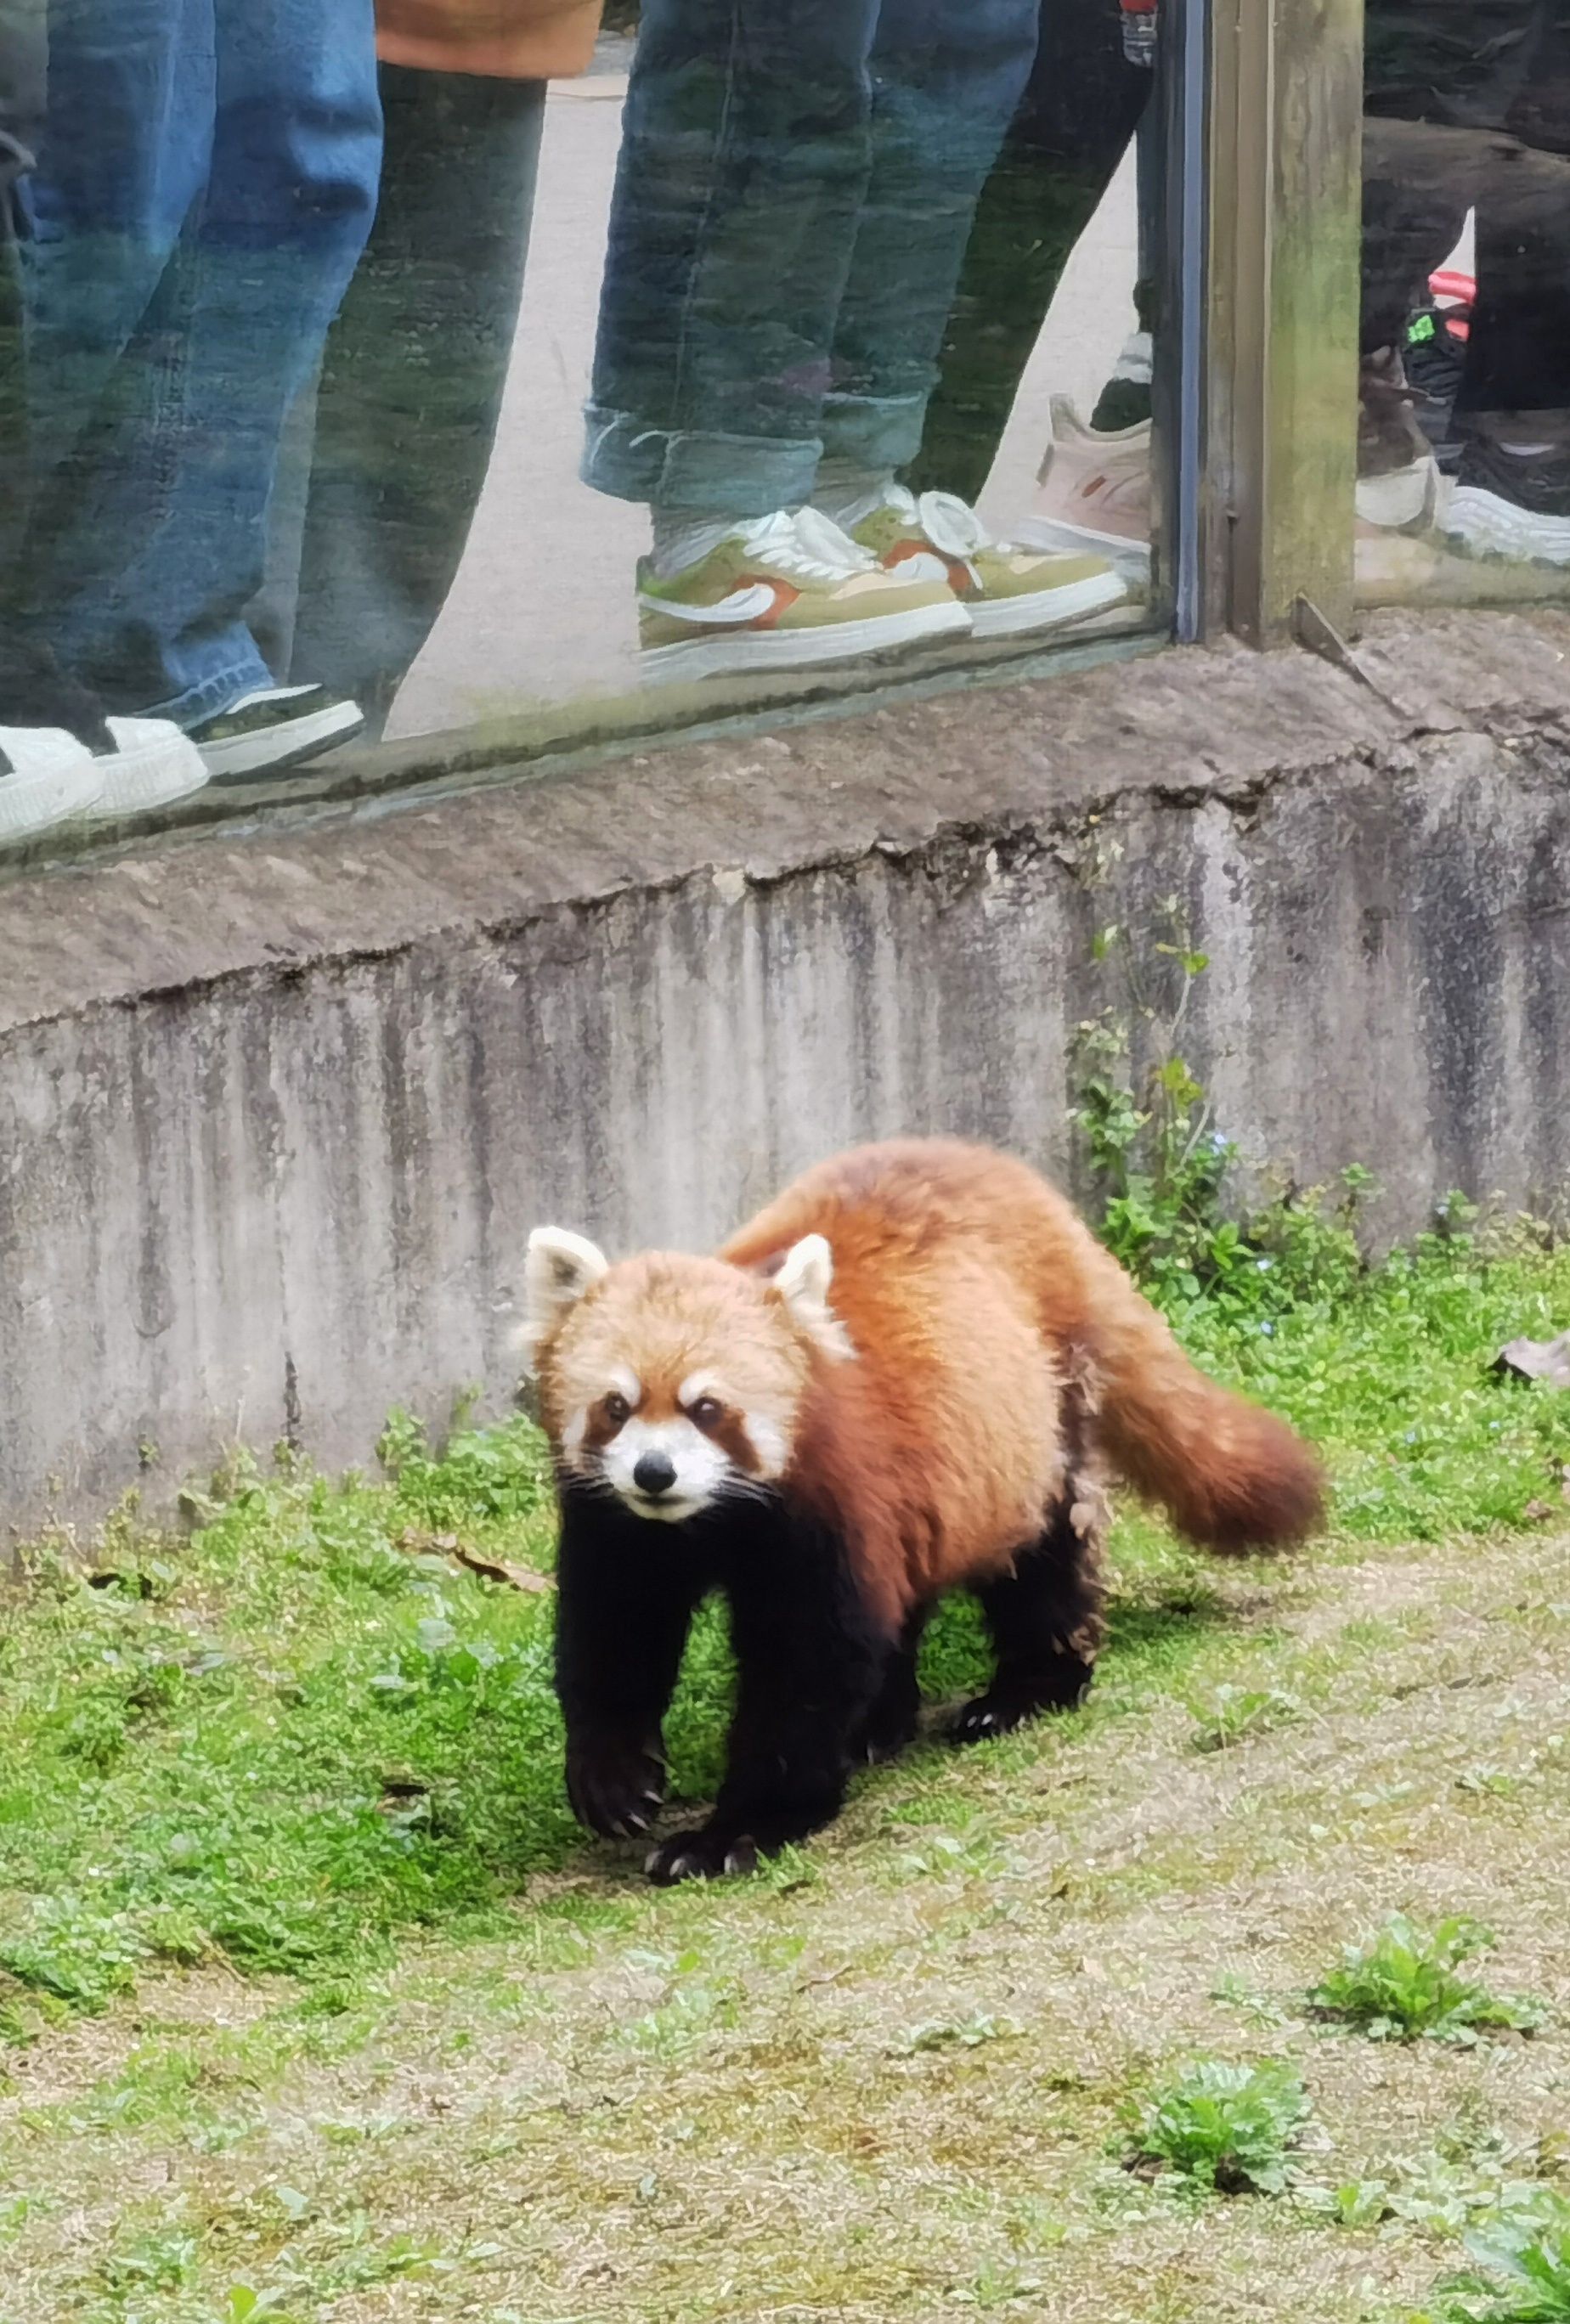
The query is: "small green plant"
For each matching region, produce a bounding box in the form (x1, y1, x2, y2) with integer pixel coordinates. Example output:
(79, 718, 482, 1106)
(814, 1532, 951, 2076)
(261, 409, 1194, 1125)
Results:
(1121, 2060, 1308, 2194)
(1310, 1916, 1543, 2045)
(1317, 2177, 1397, 2228)
(893, 2011, 1019, 2055)
(1189, 1685, 1302, 1752)
(1072, 911, 1234, 1300)
(1443, 2193, 1570, 2321)
(1073, 909, 1374, 1316)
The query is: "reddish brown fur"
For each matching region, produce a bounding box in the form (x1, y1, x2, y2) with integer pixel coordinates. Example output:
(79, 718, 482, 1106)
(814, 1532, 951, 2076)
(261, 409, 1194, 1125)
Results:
(720, 1139, 1325, 1627)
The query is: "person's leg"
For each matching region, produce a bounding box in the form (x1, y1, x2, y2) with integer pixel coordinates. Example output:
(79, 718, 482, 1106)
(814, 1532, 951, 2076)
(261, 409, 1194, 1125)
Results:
(910, 0, 1150, 502)
(286, 64, 545, 737)
(25, 0, 381, 727)
(583, 0, 882, 519)
(1455, 1, 1570, 419)
(812, 0, 1132, 637)
(0, 0, 45, 581)
(588, 0, 975, 686)
(0, 0, 118, 782)
(819, 0, 1044, 494)
(18, 0, 216, 502)
(1442, 5, 1570, 558)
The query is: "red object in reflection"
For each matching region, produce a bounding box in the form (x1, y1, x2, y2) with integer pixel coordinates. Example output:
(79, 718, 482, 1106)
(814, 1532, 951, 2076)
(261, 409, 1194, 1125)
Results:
(1429, 267, 1476, 341)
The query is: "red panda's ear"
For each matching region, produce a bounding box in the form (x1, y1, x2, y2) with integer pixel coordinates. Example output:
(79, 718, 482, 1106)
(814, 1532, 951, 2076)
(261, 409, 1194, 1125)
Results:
(774, 1234, 856, 1362)
(519, 1227, 609, 1368)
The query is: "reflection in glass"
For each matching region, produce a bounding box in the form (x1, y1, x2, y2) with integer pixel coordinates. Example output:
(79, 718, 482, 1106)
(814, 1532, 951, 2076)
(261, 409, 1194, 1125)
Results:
(1358, 0, 1570, 602)
(1, 0, 1179, 850)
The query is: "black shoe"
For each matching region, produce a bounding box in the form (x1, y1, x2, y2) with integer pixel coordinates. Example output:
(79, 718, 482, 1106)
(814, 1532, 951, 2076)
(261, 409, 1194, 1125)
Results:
(1444, 433, 1570, 565)
(188, 685, 365, 783)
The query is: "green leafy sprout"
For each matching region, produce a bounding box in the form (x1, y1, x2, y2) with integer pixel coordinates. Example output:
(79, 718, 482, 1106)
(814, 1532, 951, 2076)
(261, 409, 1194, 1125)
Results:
(1309, 1915, 1544, 2045)
(1121, 2060, 1310, 2195)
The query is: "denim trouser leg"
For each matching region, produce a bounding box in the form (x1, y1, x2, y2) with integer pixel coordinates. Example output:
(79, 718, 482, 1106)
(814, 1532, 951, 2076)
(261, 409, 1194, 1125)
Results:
(911, 0, 1149, 503)
(584, 0, 882, 514)
(0, 0, 45, 587)
(286, 63, 545, 734)
(822, 0, 1041, 476)
(22, 0, 381, 721)
(583, 0, 1039, 515)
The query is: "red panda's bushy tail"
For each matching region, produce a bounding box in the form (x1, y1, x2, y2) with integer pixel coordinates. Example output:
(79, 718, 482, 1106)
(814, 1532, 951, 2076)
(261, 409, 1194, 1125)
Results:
(1080, 1247, 1325, 1554)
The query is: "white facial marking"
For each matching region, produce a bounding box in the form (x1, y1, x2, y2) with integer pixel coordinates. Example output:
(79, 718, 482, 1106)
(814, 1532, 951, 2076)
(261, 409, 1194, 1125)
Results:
(562, 1405, 590, 1458)
(607, 1363, 641, 1407)
(678, 1370, 720, 1408)
(776, 1233, 856, 1361)
(747, 1413, 788, 1478)
(601, 1413, 730, 1524)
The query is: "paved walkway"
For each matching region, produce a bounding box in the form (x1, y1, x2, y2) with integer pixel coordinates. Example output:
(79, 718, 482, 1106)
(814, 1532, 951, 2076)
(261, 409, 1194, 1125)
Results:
(390, 72, 1138, 739)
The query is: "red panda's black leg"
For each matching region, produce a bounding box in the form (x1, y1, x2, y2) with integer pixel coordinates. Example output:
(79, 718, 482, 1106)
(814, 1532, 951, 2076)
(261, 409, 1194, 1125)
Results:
(646, 1512, 888, 1883)
(860, 1605, 931, 1763)
(952, 1492, 1108, 1744)
(554, 1486, 708, 1841)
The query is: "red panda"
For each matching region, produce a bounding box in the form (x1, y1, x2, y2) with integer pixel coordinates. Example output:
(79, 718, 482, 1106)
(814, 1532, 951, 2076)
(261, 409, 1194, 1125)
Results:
(526, 1138, 1324, 1885)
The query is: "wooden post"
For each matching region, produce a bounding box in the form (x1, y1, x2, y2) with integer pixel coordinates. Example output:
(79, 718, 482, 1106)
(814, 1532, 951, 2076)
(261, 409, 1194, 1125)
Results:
(1200, 0, 1364, 642)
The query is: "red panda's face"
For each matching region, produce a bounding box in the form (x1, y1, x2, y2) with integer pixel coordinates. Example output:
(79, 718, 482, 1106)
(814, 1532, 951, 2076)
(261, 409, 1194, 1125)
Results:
(522, 1233, 852, 1526)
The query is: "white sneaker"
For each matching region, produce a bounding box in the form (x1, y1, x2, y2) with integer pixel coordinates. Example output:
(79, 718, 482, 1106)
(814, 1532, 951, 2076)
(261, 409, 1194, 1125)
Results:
(0, 725, 104, 841)
(188, 685, 365, 782)
(88, 718, 210, 817)
(1015, 397, 1153, 586)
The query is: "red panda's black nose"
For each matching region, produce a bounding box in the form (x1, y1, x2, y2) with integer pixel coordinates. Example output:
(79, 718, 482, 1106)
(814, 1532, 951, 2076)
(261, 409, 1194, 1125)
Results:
(633, 1452, 678, 1498)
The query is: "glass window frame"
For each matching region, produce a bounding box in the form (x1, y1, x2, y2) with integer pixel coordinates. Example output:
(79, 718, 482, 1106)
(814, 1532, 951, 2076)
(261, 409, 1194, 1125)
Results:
(1193, 0, 1365, 646)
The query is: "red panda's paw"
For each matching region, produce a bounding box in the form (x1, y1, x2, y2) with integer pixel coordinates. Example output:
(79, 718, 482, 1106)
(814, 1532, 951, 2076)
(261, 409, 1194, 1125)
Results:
(565, 1739, 667, 1841)
(951, 1661, 1095, 1745)
(646, 1828, 760, 1885)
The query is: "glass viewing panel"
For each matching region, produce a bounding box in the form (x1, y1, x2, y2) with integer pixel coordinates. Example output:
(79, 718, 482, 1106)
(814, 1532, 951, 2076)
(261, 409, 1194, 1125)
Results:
(1357, 0, 1570, 607)
(0, 0, 1189, 855)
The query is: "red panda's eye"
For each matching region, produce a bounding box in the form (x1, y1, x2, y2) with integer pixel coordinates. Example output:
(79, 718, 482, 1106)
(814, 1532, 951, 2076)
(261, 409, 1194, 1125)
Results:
(688, 1396, 723, 1430)
(603, 1391, 630, 1425)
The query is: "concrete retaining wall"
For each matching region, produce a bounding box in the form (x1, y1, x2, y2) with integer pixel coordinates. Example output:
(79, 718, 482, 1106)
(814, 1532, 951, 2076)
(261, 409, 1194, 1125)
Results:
(3, 607, 1567, 1529)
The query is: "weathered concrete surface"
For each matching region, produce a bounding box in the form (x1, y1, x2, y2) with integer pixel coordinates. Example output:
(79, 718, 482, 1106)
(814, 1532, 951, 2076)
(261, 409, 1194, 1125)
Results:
(3, 606, 1567, 1527)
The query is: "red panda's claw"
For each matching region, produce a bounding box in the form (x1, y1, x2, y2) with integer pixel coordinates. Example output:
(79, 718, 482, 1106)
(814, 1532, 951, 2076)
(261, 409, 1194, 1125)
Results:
(567, 1746, 668, 1840)
(646, 1829, 756, 1884)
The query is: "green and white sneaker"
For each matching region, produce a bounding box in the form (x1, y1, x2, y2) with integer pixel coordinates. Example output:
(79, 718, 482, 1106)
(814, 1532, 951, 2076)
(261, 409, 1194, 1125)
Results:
(848, 484, 1128, 639)
(637, 507, 970, 685)
(189, 685, 364, 783)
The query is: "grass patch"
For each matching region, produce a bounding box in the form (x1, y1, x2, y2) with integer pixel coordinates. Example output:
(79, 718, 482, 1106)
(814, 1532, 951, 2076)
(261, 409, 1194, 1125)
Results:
(1310, 1916, 1545, 2045)
(0, 1213, 1567, 2320)
(0, 1233, 1566, 2026)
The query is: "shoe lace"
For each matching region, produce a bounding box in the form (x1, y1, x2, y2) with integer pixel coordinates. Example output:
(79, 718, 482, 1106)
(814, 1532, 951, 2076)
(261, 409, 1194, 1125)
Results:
(738, 506, 875, 580)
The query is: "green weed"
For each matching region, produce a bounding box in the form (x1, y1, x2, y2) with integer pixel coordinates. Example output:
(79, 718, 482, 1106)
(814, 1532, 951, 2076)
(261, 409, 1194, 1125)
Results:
(1121, 2059, 1309, 2194)
(1443, 2194, 1570, 2321)
(1076, 916, 1570, 1543)
(1310, 1916, 1544, 2045)
(1189, 1684, 1303, 1752)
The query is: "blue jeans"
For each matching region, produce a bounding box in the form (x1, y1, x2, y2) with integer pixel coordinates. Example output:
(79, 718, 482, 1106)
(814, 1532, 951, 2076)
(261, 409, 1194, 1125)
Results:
(584, 0, 1042, 515)
(20, 0, 381, 722)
